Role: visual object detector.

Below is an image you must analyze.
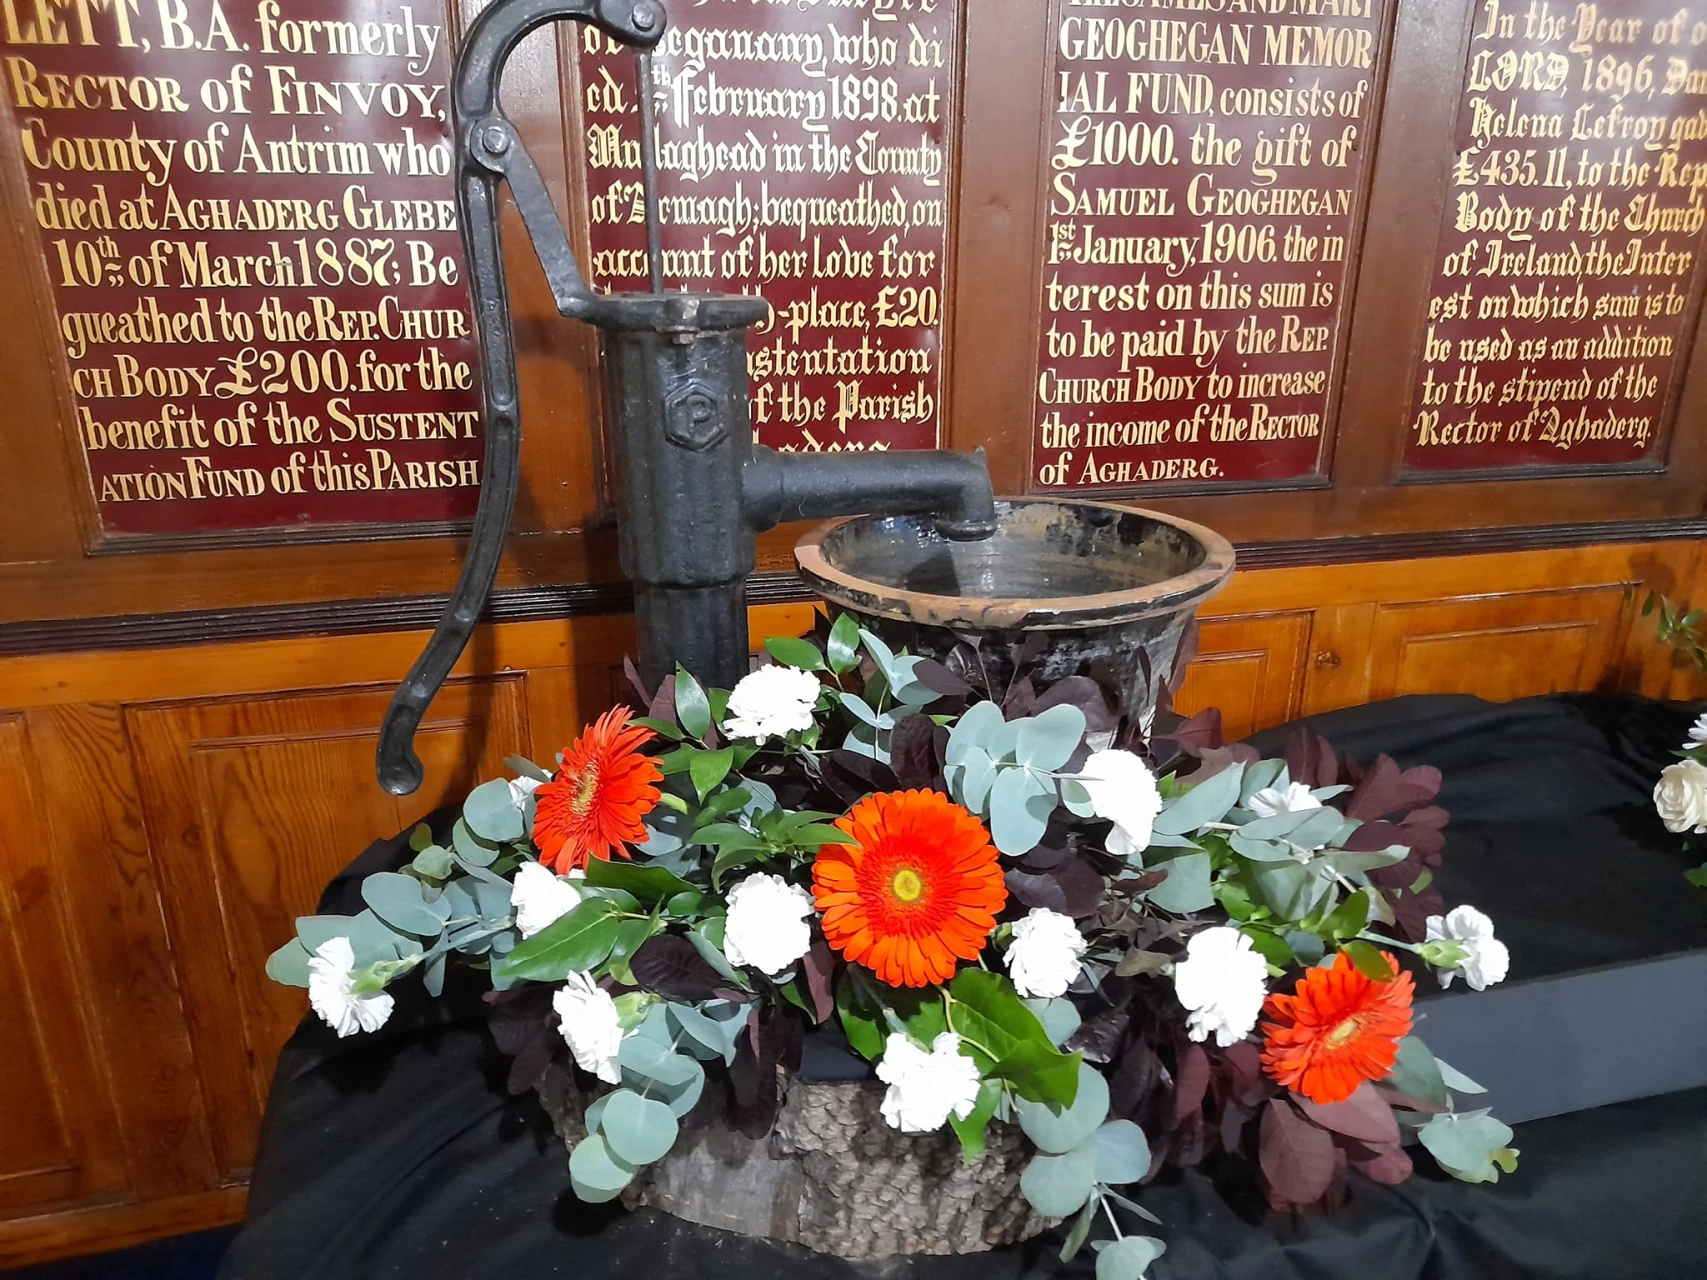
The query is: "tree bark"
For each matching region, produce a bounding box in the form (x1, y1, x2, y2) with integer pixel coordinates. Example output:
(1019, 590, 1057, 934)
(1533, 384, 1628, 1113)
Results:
(538, 1063, 1050, 1258)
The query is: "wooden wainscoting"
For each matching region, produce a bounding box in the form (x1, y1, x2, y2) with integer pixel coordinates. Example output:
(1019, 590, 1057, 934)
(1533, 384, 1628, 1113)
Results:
(0, 547, 1700, 1263)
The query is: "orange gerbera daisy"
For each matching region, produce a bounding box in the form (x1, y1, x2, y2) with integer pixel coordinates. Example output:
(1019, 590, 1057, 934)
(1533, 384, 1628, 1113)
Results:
(1260, 949, 1415, 1105)
(531, 707, 662, 873)
(813, 789, 1007, 988)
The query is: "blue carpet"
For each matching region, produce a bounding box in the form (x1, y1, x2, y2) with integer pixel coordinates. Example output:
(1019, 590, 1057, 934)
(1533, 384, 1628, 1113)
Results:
(4, 1227, 236, 1279)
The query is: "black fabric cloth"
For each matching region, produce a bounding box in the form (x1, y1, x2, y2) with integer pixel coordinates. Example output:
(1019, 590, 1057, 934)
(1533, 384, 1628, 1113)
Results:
(219, 694, 1707, 1280)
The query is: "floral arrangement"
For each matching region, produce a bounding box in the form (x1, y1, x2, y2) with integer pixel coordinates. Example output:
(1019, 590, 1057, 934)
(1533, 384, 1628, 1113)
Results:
(1651, 707, 1707, 889)
(268, 615, 1517, 1270)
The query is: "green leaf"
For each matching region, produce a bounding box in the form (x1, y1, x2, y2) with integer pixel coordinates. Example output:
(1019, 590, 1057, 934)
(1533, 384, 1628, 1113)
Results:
(632, 716, 683, 740)
(1091, 1119, 1151, 1185)
(1024, 997, 1081, 1047)
(408, 823, 434, 853)
(607, 917, 655, 983)
(836, 972, 886, 1060)
(464, 778, 525, 843)
(765, 636, 826, 671)
(693, 821, 764, 849)
(1019, 1142, 1097, 1217)
(694, 788, 752, 825)
(1016, 704, 1087, 771)
(949, 1078, 1002, 1165)
(689, 747, 734, 800)
(665, 890, 704, 917)
(947, 970, 1079, 1105)
(411, 844, 453, 879)
(495, 898, 620, 982)
(1340, 939, 1397, 982)
(600, 1090, 679, 1165)
(1324, 889, 1372, 939)
(1151, 763, 1244, 837)
(583, 858, 694, 902)
(888, 985, 949, 1046)
(361, 871, 449, 937)
(990, 766, 1056, 855)
(783, 823, 858, 849)
(1144, 852, 1214, 914)
(1017, 1063, 1108, 1153)
(1095, 1235, 1166, 1280)
(1385, 1035, 1450, 1107)
(675, 668, 712, 740)
(826, 613, 861, 673)
(265, 937, 312, 987)
(569, 1132, 637, 1202)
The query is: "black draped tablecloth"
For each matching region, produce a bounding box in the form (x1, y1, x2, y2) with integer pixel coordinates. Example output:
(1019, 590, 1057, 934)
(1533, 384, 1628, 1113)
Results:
(218, 694, 1707, 1280)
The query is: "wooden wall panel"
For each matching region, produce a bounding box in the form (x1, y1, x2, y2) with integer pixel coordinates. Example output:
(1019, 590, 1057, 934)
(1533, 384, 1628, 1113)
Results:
(125, 678, 530, 1182)
(1173, 613, 1314, 743)
(0, 715, 126, 1213)
(1367, 587, 1633, 704)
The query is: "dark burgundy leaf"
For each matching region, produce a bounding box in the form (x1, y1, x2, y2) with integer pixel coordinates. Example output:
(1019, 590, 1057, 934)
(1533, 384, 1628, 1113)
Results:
(1066, 1004, 1131, 1064)
(821, 751, 899, 805)
(1221, 1039, 1268, 1102)
(1341, 819, 1408, 853)
(1293, 1082, 1401, 1145)
(1154, 706, 1228, 755)
(1019, 837, 1075, 870)
(1347, 756, 1443, 822)
(1183, 743, 1261, 784)
(1174, 1043, 1211, 1123)
(1389, 883, 1447, 943)
(1350, 1144, 1413, 1185)
(1005, 856, 1103, 918)
(1219, 1099, 1253, 1155)
(622, 656, 651, 707)
(911, 658, 974, 697)
(1014, 631, 1050, 673)
(1259, 1098, 1337, 1207)
(1122, 869, 1168, 894)
(1034, 676, 1119, 732)
(648, 671, 677, 724)
(1284, 727, 1339, 791)
(630, 934, 723, 1002)
(1167, 617, 1201, 695)
(486, 984, 556, 1056)
(889, 714, 941, 790)
(1109, 1037, 1169, 1121)
(1372, 1084, 1449, 1115)
(1002, 675, 1038, 719)
(1005, 866, 1067, 912)
(801, 936, 836, 1024)
(506, 1028, 559, 1096)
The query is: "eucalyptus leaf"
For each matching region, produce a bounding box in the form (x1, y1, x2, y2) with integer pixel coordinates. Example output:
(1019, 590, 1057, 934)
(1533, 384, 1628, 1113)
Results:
(857, 627, 899, 685)
(990, 766, 1057, 855)
(1255, 860, 1331, 920)
(452, 818, 501, 868)
(1016, 704, 1087, 771)
(411, 844, 454, 879)
(1060, 778, 1096, 818)
(1143, 852, 1214, 914)
(601, 1089, 680, 1165)
(361, 871, 449, 937)
(569, 1132, 637, 1201)
(1095, 1235, 1166, 1280)
(686, 927, 751, 989)
(464, 779, 524, 843)
(1319, 846, 1411, 876)
(422, 951, 447, 997)
(956, 747, 997, 814)
(1019, 1142, 1097, 1217)
(1092, 1118, 1152, 1186)
(265, 937, 311, 987)
(1239, 759, 1287, 803)
(1236, 808, 1321, 841)
(1417, 1110, 1515, 1183)
(947, 701, 1006, 764)
(1024, 997, 1081, 1047)
(1151, 764, 1244, 837)
(1060, 1187, 1098, 1262)
(1017, 1063, 1109, 1154)
(1228, 832, 1299, 863)
(1386, 1035, 1450, 1107)
(1438, 1059, 1488, 1095)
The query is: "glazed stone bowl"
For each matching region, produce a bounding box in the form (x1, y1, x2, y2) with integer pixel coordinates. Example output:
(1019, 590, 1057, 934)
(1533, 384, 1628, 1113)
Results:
(795, 498, 1235, 728)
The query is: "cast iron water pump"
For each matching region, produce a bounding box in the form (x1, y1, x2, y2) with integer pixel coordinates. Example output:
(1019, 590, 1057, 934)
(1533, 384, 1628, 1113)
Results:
(376, 0, 996, 796)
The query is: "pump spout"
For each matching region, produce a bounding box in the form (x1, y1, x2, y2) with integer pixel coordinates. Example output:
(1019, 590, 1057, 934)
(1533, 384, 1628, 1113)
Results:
(744, 446, 997, 542)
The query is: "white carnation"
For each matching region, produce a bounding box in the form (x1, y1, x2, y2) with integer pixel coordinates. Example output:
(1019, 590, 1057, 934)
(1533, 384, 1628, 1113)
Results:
(1683, 710, 1707, 751)
(876, 1031, 981, 1133)
(1654, 759, 1707, 834)
(1077, 749, 1163, 857)
(723, 873, 815, 976)
(1246, 780, 1323, 819)
(510, 860, 583, 939)
(1172, 927, 1267, 1047)
(1424, 905, 1510, 991)
(553, 971, 625, 1084)
(508, 774, 545, 807)
(307, 936, 394, 1038)
(722, 664, 822, 743)
(1005, 907, 1088, 999)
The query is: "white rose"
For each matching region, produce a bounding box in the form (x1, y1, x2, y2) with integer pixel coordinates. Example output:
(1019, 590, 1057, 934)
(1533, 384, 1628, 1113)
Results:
(1655, 759, 1707, 834)
(723, 873, 815, 976)
(307, 936, 395, 1038)
(1172, 927, 1267, 1047)
(1005, 907, 1088, 999)
(875, 1031, 982, 1133)
(1424, 905, 1510, 991)
(510, 860, 583, 939)
(1246, 780, 1323, 820)
(1077, 749, 1163, 857)
(722, 664, 823, 743)
(1683, 710, 1707, 752)
(553, 971, 626, 1084)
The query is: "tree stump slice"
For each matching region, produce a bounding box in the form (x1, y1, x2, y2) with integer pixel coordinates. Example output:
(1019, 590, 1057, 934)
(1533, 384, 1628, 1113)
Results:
(537, 1064, 1051, 1259)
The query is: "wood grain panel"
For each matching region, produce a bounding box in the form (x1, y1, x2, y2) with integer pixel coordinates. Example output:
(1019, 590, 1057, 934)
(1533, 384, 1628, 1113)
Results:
(1368, 587, 1634, 703)
(125, 678, 529, 1182)
(0, 715, 125, 1213)
(1173, 613, 1314, 743)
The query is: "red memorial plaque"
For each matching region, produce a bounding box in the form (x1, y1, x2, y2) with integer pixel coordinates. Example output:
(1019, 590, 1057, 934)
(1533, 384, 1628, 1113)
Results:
(580, 0, 954, 454)
(3, 0, 484, 538)
(1403, 0, 1707, 475)
(1030, 0, 1389, 494)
